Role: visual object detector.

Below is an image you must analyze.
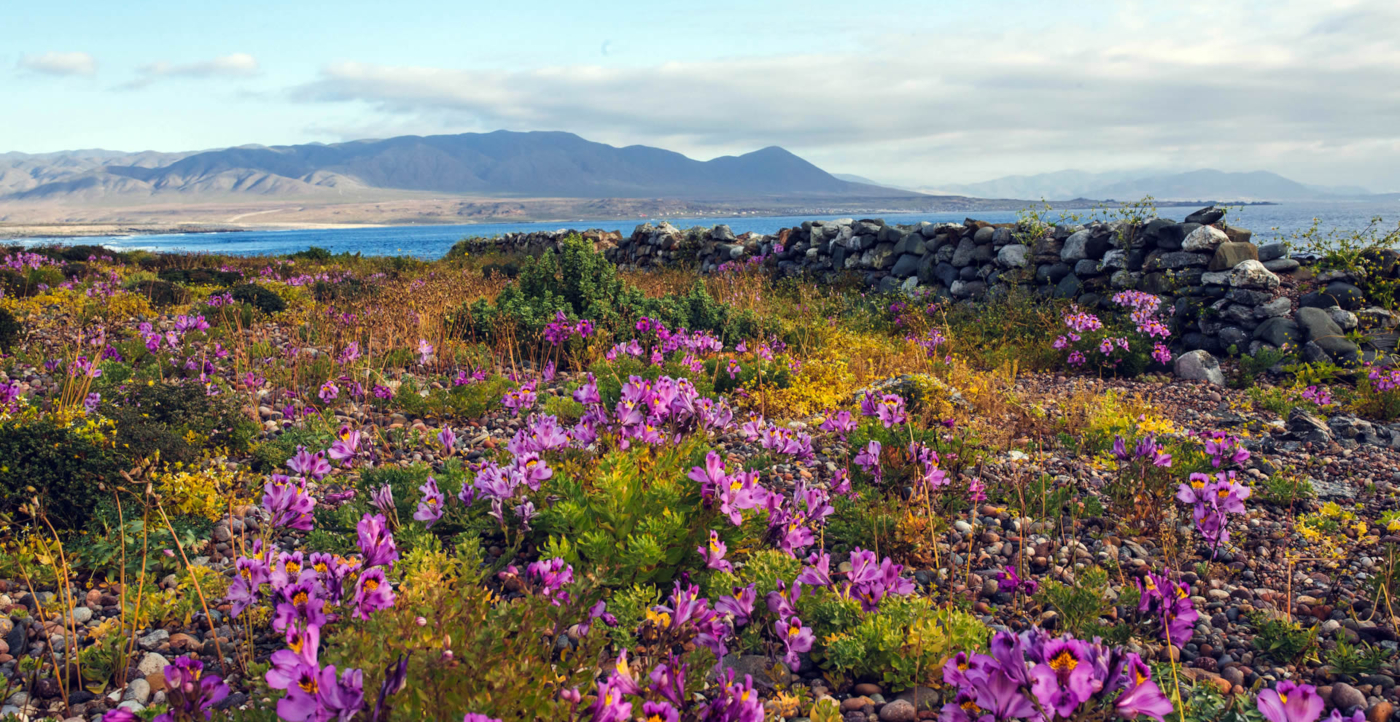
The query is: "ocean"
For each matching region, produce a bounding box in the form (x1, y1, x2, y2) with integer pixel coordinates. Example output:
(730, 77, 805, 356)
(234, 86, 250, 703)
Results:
(15, 200, 1400, 259)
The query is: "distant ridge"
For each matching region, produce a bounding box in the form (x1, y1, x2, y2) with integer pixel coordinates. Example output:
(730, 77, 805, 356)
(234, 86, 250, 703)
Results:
(936, 168, 1383, 202)
(0, 131, 920, 202)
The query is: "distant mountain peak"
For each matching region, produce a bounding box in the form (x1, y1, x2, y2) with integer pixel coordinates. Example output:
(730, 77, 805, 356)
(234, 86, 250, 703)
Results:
(0, 131, 921, 203)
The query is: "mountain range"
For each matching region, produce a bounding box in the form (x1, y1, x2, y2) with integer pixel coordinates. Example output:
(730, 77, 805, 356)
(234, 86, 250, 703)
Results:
(0, 131, 915, 203)
(925, 168, 1381, 202)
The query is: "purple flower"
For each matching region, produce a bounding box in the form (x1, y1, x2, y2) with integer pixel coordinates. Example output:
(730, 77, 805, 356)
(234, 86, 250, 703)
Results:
(525, 557, 573, 605)
(1029, 637, 1097, 717)
(775, 615, 814, 666)
(967, 668, 1038, 721)
(641, 700, 680, 722)
(160, 656, 229, 721)
(1257, 681, 1326, 722)
(796, 550, 832, 588)
(716, 584, 757, 627)
(267, 623, 320, 692)
(463, 715, 503, 722)
(998, 566, 1038, 596)
(287, 446, 332, 480)
(588, 679, 633, 722)
(353, 568, 395, 620)
(328, 426, 361, 463)
(357, 513, 399, 570)
(854, 440, 883, 483)
(819, 409, 857, 439)
(1114, 661, 1174, 721)
(413, 476, 445, 528)
(689, 450, 728, 499)
(262, 476, 315, 531)
(699, 530, 733, 573)
(437, 426, 456, 454)
(705, 669, 765, 722)
(876, 394, 908, 428)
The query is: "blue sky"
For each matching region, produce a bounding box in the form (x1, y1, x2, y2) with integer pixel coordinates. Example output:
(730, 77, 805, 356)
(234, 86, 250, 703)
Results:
(5, 0, 1399, 189)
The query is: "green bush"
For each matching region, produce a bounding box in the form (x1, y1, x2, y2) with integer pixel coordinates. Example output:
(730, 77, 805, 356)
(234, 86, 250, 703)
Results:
(289, 246, 334, 262)
(0, 307, 19, 352)
(817, 595, 989, 690)
(27, 265, 65, 290)
(0, 419, 121, 529)
(251, 426, 334, 472)
(105, 381, 257, 465)
(128, 279, 188, 307)
(0, 269, 34, 297)
(158, 267, 242, 286)
(231, 283, 287, 314)
(539, 438, 718, 588)
(453, 235, 760, 345)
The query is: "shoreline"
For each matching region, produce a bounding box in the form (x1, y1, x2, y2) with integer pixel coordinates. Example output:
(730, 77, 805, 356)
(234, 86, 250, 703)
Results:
(0, 199, 1284, 242)
(0, 221, 394, 242)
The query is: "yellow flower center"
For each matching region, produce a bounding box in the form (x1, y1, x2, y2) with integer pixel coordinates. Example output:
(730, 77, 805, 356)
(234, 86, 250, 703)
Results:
(364, 578, 380, 591)
(314, 563, 328, 573)
(292, 591, 308, 606)
(962, 701, 982, 714)
(1049, 650, 1078, 673)
(299, 678, 318, 694)
(286, 561, 301, 576)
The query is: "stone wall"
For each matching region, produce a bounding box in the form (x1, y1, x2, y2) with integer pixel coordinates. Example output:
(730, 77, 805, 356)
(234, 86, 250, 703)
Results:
(459, 208, 1399, 367)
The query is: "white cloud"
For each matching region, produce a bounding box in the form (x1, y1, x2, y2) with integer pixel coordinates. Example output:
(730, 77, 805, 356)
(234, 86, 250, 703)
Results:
(121, 53, 260, 89)
(289, 0, 1400, 189)
(17, 51, 97, 77)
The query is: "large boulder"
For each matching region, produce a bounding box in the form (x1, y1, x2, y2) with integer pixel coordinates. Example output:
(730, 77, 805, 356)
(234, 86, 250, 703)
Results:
(1254, 316, 1303, 348)
(1297, 306, 1362, 364)
(1208, 242, 1259, 271)
(1175, 350, 1226, 386)
(1229, 260, 1280, 290)
(951, 238, 979, 267)
(1183, 225, 1229, 253)
(1158, 252, 1212, 269)
(1258, 242, 1289, 262)
(890, 253, 922, 278)
(1061, 230, 1093, 262)
(1185, 206, 1226, 225)
(997, 244, 1032, 268)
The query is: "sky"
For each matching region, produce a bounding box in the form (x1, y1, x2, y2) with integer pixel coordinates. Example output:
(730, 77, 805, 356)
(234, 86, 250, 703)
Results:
(4, 0, 1400, 191)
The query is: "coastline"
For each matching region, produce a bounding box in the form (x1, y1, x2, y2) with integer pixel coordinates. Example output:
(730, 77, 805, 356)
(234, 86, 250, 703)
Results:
(0, 221, 391, 242)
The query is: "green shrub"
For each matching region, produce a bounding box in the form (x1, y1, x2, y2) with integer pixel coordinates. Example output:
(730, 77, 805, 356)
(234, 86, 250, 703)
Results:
(818, 595, 989, 690)
(0, 419, 121, 529)
(453, 235, 759, 346)
(251, 426, 334, 472)
(322, 539, 611, 721)
(1034, 566, 1120, 640)
(231, 283, 287, 314)
(539, 438, 718, 588)
(1250, 612, 1318, 664)
(289, 246, 334, 262)
(128, 279, 188, 307)
(106, 381, 256, 465)
(0, 269, 34, 297)
(0, 307, 19, 352)
(158, 267, 242, 286)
